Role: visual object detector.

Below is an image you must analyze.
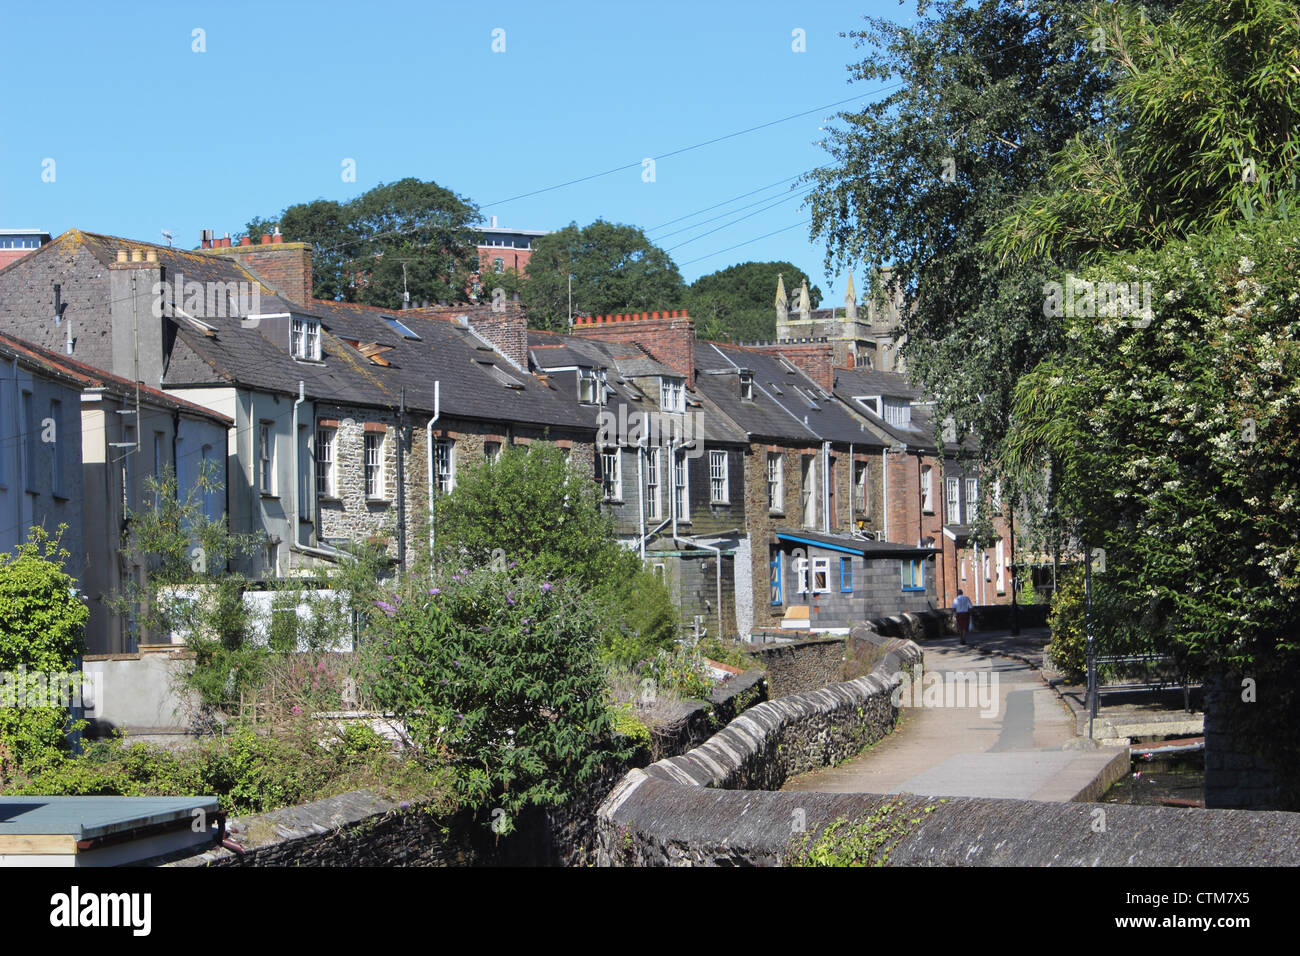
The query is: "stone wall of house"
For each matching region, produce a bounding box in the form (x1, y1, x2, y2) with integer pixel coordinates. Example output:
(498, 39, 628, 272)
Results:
(312, 406, 594, 570)
(0, 240, 115, 372)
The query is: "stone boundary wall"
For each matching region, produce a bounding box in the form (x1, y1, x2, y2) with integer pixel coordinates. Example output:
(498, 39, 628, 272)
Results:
(596, 783, 1300, 866)
(167, 790, 480, 867)
(164, 666, 772, 867)
(594, 630, 1300, 866)
(747, 637, 845, 699)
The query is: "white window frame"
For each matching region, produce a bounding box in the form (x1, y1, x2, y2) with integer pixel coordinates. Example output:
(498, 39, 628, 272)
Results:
(811, 557, 831, 594)
(767, 453, 784, 512)
(645, 447, 662, 520)
(709, 449, 728, 504)
(484, 441, 501, 465)
(801, 455, 818, 528)
(601, 448, 621, 501)
(316, 427, 337, 498)
(259, 421, 274, 495)
(946, 477, 961, 524)
(673, 449, 689, 522)
(854, 460, 868, 514)
(578, 368, 599, 404)
(365, 432, 385, 499)
(739, 370, 754, 401)
(966, 477, 979, 521)
(660, 377, 685, 413)
(996, 539, 1007, 594)
(920, 465, 933, 514)
(434, 438, 454, 495)
(291, 317, 322, 361)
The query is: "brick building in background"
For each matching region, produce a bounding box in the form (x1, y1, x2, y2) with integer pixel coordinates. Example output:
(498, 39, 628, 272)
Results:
(476, 217, 547, 276)
(0, 229, 51, 270)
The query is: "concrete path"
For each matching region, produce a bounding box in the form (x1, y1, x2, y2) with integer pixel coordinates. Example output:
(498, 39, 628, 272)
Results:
(783, 636, 1128, 802)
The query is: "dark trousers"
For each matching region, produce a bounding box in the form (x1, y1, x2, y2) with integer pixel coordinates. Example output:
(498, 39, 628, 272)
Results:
(956, 611, 971, 640)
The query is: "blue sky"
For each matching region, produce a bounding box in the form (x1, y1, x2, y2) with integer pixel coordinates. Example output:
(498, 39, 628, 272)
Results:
(0, 0, 913, 301)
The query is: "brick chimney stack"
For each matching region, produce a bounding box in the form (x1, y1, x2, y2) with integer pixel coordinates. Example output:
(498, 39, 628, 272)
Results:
(571, 310, 695, 383)
(199, 226, 312, 305)
(412, 302, 530, 372)
(745, 338, 835, 391)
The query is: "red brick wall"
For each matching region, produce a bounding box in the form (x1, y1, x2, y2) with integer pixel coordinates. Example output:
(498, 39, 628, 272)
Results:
(745, 340, 834, 391)
(572, 310, 695, 382)
(477, 247, 535, 275)
(201, 242, 313, 306)
(464, 304, 529, 370)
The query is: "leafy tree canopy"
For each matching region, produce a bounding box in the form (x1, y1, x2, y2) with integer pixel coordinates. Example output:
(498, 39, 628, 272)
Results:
(247, 178, 481, 307)
(688, 260, 822, 342)
(520, 220, 688, 331)
(805, 0, 1120, 470)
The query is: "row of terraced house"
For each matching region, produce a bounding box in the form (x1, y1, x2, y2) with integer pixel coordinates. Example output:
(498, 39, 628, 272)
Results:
(0, 228, 1016, 667)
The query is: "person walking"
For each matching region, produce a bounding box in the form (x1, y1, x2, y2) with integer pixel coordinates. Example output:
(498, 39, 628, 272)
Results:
(952, 589, 972, 645)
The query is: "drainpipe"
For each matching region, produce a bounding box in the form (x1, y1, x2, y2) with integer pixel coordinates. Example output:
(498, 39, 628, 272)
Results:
(670, 438, 679, 540)
(396, 387, 406, 575)
(426, 382, 440, 563)
(637, 436, 646, 561)
(822, 441, 831, 533)
(291, 381, 305, 549)
(881, 447, 889, 542)
(290, 383, 341, 564)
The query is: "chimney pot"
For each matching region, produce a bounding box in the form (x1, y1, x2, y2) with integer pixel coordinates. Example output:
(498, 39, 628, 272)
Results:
(116, 249, 127, 263)
(240, 236, 252, 246)
(262, 233, 273, 244)
(146, 249, 157, 263)
(272, 233, 284, 244)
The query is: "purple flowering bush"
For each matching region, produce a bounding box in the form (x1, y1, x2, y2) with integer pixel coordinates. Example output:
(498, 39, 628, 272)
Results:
(362, 567, 629, 832)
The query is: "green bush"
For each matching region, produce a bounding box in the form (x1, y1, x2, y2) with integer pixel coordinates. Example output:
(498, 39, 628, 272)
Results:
(362, 567, 628, 832)
(639, 642, 714, 700)
(0, 527, 89, 775)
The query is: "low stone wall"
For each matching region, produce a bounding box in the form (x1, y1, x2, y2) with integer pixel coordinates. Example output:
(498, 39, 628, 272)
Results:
(594, 630, 1300, 866)
(970, 603, 1050, 631)
(597, 783, 1300, 866)
(594, 632, 922, 864)
(747, 637, 844, 698)
(168, 790, 479, 867)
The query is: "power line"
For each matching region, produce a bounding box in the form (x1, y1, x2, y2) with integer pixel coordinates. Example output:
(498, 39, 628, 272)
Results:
(664, 189, 812, 253)
(313, 86, 901, 258)
(677, 218, 812, 267)
(646, 172, 810, 233)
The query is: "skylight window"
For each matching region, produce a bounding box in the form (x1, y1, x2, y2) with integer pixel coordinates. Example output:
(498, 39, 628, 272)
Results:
(383, 316, 421, 340)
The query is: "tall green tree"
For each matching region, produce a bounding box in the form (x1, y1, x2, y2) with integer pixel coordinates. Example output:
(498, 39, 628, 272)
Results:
(688, 260, 822, 342)
(247, 178, 481, 307)
(520, 220, 687, 331)
(433, 444, 677, 660)
(804, 0, 1122, 469)
(998, 0, 1300, 805)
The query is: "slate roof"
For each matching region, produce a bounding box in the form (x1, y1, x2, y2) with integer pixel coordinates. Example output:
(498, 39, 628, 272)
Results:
(0, 331, 232, 425)
(832, 365, 943, 453)
(694, 341, 884, 446)
(528, 332, 748, 445)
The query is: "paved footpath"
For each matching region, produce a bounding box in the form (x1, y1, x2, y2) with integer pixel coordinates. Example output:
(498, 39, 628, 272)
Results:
(783, 634, 1128, 802)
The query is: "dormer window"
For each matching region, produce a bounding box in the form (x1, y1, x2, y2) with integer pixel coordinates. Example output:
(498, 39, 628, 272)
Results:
(882, 398, 911, 428)
(578, 368, 603, 404)
(660, 377, 685, 413)
(855, 395, 882, 416)
(291, 317, 322, 361)
(739, 369, 755, 401)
